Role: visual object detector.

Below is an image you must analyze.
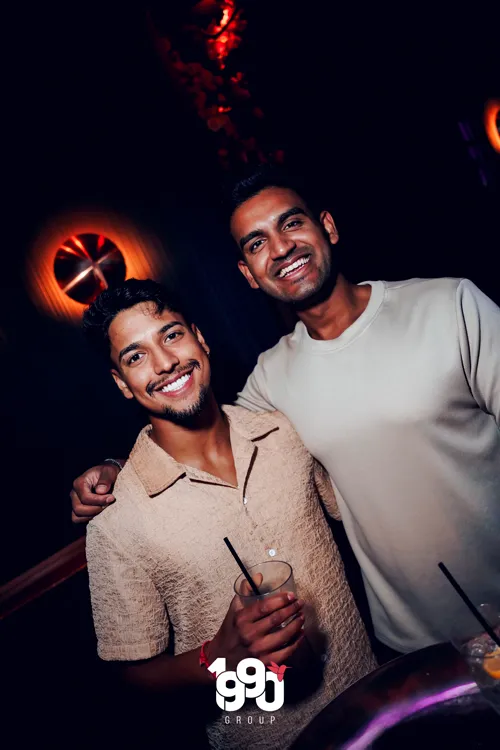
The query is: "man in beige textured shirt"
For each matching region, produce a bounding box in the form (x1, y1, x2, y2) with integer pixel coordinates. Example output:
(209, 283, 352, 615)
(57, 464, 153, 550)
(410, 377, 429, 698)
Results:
(83, 278, 375, 749)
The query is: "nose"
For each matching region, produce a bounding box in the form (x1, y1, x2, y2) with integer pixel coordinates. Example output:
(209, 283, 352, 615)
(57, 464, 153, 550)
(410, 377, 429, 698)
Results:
(151, 348, 179, 376)
(270, 234, 296, 260)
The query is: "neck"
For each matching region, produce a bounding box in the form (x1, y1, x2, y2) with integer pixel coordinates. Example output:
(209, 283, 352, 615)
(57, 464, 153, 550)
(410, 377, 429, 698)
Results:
(149, 392, 231, 466)
(296, 273, 372, 340)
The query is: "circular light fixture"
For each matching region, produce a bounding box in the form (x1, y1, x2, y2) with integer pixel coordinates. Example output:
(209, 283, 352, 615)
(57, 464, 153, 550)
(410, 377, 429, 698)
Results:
(484, 99, 500, 154)
(54, 233, 126, 304)
(26, 208, 169, 324)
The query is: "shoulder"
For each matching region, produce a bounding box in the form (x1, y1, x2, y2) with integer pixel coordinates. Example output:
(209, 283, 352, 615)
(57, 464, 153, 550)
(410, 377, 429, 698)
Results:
(87, 456, 146, 541)
(455, 277, 492, 300)
(382, 277, 465, 313)
(255, 323, 302, 370)
(384, 276, 462, 297)
(455, 278, 500, 321)
(224, 404, 305, 446)
(224, 403, 284, 432)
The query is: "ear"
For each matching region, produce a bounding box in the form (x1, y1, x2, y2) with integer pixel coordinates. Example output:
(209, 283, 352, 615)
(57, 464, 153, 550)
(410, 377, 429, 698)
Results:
(320, 210, 339, 245)
(191, 324, 210, 357)
(111, 368, 134, 400)
(237, 259, 260, 290)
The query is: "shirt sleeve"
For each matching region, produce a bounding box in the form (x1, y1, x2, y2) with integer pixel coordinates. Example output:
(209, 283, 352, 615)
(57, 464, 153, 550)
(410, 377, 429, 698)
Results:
(456, 279, 500, 425)
(235, 355, 276, 412)
(313, 459, 341, 521)
(86, 522, 170, 662)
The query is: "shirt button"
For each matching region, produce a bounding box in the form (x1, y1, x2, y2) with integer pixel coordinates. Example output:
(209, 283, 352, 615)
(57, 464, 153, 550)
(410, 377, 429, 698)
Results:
(268, 548, 276, 557)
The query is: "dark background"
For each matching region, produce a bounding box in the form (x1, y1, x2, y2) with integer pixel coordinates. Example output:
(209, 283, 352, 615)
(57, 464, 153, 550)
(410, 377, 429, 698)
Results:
(0, 2, 498, 745)
(1, 1, 498, 581)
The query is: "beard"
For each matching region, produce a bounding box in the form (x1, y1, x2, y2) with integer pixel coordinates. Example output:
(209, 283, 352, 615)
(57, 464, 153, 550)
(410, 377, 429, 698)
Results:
(264, 254, 338, 306)
(152, 382, 211, 427)
(291, 258, 339, 311)
(260, 235, 338, 306)
(146, 359, 212, 427)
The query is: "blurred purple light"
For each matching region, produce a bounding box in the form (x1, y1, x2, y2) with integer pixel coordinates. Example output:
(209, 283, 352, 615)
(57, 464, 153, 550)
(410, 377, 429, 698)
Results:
(342, 681, 478, 750)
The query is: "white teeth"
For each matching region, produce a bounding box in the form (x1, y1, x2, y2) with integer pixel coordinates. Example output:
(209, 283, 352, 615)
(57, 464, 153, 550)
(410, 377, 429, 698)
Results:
(279, 256, 310, 278)
(159, 373, 191, 393)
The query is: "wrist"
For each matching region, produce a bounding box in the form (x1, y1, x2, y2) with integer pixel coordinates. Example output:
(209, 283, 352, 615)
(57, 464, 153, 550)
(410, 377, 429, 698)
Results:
(204, 636, 220, 666)
(104, 458, 124, 471)
(199, 640, 217, 680)
(205, 635, 240, 672)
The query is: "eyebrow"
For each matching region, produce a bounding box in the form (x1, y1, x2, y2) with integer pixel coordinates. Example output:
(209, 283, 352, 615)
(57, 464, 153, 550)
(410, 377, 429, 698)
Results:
(239, 229, 262, 251)
(277, 206, 306, 224)
(118, 321, 184, 362)
(239, 206, 307, 250)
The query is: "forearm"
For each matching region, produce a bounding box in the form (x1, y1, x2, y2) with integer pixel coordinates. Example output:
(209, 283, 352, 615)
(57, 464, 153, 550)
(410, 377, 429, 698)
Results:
(119, 645, 214, 694)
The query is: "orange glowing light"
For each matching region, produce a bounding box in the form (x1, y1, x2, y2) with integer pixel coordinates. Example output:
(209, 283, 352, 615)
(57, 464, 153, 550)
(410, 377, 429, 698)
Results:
(72, 235, 86, 253)
(205, 0, 243, 69)
(54, 233, 127, 304)
(60, 245, 82, 256)
(484, 99, 500, 154)
(26, 209, 169, 324)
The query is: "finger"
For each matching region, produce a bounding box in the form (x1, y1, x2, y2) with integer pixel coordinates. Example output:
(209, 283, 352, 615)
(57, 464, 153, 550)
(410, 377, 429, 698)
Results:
(228, 594, 245, 615)
(267, 600, 304, 631)
(239, 591, 297, 625)
(241, 600, 304, 643)
(240, 607, 305, 652)
(71, 506, 104, 523)
(264, 633, 306, 666)
(73, 468, 103, 493)
(256, 617, 305, 661)
(71, 489, 112, 516)
(71, 488, 113, 510)
(95, 464, 119, 493)
(72, 503, 105, 519)
(71, 502, 104, 521)
(240, 572, 264, 596)
(71, 511, 93, 524)
(74, 463, 119, 493)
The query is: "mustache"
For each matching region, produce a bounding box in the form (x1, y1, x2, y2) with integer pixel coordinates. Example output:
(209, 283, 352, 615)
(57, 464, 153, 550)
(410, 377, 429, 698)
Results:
(272, 246, 314, 276)
(146, 360, 201, 396)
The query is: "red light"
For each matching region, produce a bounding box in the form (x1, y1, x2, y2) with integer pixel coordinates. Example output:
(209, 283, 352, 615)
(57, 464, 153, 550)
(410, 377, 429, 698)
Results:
(485, 99, 500, 154)
(71, 235, 87, 254)
(54, 233, 126, 304)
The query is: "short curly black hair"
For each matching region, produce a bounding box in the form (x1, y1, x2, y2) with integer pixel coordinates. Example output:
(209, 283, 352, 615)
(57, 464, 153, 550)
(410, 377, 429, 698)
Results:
(82, 278, 189, 360)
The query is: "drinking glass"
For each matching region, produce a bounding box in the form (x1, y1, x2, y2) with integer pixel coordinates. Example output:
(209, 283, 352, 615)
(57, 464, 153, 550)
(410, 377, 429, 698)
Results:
(234, 560, 296, 604)
(450, 603, 500, 716)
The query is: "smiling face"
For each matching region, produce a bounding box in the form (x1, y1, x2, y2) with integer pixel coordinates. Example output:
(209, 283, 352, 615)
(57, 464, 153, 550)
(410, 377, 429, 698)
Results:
(231, 186, 339, 304)
(108, 301, 211, 425)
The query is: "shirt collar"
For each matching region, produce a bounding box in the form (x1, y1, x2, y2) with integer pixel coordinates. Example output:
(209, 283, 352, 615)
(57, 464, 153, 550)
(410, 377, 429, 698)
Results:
(221, 404, 280, 441)
(129, 426, 186, 497)
(129, 405, 280, 497)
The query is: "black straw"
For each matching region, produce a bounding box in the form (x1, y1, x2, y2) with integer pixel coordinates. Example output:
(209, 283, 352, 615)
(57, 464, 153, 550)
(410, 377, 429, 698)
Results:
(438, 562, 500, 648)
(224, 537, 261, 596)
